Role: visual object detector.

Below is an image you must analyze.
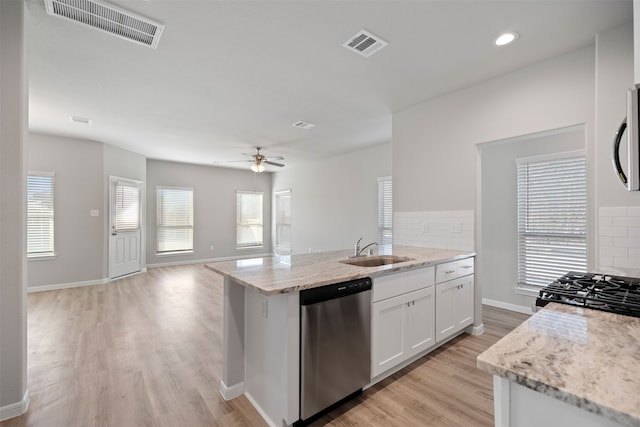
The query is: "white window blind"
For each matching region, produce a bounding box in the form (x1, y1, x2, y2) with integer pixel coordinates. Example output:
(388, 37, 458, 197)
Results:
(237, 191, 263, 248)
(517, 153, 586, 289)
(275, 190, 291, 252)
(378, 177, 392, 248)
(156, 186, 193, 254)
(115, 184, 140, 231)
(27, 173, 55, 257)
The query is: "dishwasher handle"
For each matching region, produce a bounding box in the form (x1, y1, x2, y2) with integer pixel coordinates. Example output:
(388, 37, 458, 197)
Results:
(300, 277, 372, 306)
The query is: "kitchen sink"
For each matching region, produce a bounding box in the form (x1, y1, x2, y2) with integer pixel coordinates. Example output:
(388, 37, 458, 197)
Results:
(339, 255, 415, 267)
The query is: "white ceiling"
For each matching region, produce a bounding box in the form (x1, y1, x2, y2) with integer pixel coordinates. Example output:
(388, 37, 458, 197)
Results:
(26, 0, 632, 171)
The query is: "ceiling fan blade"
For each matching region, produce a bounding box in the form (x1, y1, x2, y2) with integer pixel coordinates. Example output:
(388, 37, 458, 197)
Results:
(267, 156, 284, 161)
(226, 159, 254, 163)
(265, 160, 285, 167)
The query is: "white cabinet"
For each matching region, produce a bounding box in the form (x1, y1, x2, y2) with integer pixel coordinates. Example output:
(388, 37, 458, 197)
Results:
(635, 0, 640, 84)
(371, 267, 435, 378)
(435, 258, 475, 343)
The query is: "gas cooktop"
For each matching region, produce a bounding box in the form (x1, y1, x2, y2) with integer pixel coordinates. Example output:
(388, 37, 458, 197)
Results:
(535, 271, 640, 318)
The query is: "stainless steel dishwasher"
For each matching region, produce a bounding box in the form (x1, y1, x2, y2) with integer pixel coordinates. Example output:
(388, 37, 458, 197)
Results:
(299, 277, 372, 424)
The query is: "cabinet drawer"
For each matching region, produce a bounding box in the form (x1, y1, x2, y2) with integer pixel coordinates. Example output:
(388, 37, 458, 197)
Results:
(436, 261, 458, 283)
(457, 257, 474, 277)
(373, 266, 435, 302)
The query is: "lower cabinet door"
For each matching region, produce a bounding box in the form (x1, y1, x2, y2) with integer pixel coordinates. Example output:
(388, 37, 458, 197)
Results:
(456, 275, 475, 330)
(371, 294, 406, 378)
(435, 280, 456, 343)
(404, 287, 435, 359)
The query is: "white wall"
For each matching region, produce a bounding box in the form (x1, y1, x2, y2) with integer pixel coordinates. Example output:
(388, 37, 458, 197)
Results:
(271, 143, 392, 254)
(0, 0, 28, 418)
(146, 160, 272, 265)
(27, 133, 104, 288)
(393, 45, 596, 312)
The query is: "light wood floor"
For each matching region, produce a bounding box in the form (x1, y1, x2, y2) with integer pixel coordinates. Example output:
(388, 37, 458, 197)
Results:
(1, 264, 530, 427)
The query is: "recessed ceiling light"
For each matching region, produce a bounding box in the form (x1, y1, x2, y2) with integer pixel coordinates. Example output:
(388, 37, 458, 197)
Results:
(69, 116, 92, 125)
(494, 32, 518, 46)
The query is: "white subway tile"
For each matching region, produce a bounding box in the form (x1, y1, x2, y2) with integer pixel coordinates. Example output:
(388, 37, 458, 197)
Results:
(613, 257, 640, 269)
(599, 227, 628, 237)
(629, 228, 640, 238)
(599, 236, 614, 246)
(629, 248, 640, 258)
(614, 217, 640, 227)
(599, 256, 614, 267)
(613, 237, 640, 248)
(600, 246, 629, 257)
(600, 207, 628, 217)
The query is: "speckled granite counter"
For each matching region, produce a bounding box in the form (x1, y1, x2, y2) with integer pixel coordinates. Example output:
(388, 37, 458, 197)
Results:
(205, 246, 474, 296)
(477, 303, 640, 427)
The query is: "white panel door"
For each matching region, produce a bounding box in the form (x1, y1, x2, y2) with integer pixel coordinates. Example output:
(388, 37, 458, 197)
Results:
(109, 178, 141, 279)
(456, 275, 475, 330)
(435, 280, 456, 343)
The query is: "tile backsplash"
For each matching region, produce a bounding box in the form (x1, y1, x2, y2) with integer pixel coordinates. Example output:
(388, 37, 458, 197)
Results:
(599, 206, 640, 277)
(394, 210, 474, 252)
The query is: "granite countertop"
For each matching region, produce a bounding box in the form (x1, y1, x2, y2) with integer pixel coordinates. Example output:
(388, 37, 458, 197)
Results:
(204, 245, 474, 296)
(477, 303, 640, 427)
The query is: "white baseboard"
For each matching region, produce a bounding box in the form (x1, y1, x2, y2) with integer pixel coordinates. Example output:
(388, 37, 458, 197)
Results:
(245, 391, 279, 427)
(28, 278, 109, 293)
(0, 389, 29, 422)
(219, 380, 244, 401)
(147, 252, 273, 268)
(483, 298, 534, 315)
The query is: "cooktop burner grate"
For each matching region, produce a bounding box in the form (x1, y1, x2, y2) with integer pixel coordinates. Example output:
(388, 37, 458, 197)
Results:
(535, 271, 640, 318)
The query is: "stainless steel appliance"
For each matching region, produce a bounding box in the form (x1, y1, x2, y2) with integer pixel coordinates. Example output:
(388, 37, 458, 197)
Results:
(613, 85, 640, 191)
(536, 271, 640, 318)
(299, 277, 372, 424)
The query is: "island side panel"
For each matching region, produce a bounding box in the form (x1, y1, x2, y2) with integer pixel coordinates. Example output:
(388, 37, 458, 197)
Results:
(221, 277, 246, 399)
(244, 288, 300, 426)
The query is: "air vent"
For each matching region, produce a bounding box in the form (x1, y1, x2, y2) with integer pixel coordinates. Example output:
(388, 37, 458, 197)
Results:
(44, 0, 164, 49)
(343, 29, 388, 57)
(292, 121, 316, 130)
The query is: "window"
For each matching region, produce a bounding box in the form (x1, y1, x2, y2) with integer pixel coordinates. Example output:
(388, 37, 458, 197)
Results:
(275, 190, 291, 253)
(378, 177, 392, 248)
(237, 191, 263, 248)
(517, 152, 586, 290)
(115, 183, 140, 231)
(27, 172, 55, 258)
(156, 186, 193, 254)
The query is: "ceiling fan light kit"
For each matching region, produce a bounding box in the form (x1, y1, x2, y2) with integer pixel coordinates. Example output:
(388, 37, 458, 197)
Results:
(223, 147, 285, 173)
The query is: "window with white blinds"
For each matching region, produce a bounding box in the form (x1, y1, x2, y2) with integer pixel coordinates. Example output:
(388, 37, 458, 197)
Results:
(27, 172, 55, 257)
(378, 177, 392, 248)
(237, 191, 263, 249)
(156, 186, 193, 254)
(275, 190, 291, 252)
(115, 184, 140, 231)
(517, 152, 586, 290)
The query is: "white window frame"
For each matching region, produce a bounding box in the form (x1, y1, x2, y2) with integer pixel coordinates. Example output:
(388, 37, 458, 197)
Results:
(237, 191, 264, 249)
(156, 186, 194, 255)
(27, 171, 56, 259)
(378, 176, 392, 250)
(516, 151, 587, 295)
(275, 189, 292, 253)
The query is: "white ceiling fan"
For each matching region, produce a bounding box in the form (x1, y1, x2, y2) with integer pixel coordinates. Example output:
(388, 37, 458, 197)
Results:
(226, 147, 285, 173)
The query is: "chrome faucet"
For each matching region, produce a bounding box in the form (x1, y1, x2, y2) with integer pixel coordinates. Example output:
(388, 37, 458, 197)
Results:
(353, 237, 377, 257)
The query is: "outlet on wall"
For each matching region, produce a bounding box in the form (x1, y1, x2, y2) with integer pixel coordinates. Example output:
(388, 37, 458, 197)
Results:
(210, 245, 214, 251)
(451, 222, 462, 233)
(422, 223, 429, 233)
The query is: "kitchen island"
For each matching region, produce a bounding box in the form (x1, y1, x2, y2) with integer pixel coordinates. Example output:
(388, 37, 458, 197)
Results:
(477, 303, 640, 427)
(205, 246, 477, 426)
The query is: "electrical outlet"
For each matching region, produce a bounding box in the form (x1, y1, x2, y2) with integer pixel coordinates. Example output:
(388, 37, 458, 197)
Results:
(90, 210, 99, 217)
(451, 222, 462, 233)
(422, 223, 429, 233)
(261, 298, 268, 318)
(210, 245, 214, 251)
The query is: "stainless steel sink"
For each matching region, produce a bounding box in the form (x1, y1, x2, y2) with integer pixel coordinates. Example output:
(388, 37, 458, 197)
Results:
(338, 255, 414, 267)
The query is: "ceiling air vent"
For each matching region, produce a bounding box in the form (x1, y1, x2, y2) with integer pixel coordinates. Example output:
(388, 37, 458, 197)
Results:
(343, 29, 388, 58)
(292, 121, 316, 130)
(44, 0, 164, 49)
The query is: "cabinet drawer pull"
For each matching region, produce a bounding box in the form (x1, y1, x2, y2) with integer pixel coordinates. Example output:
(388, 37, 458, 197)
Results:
(445, 270, 455, 274)
(461, 265, 472, 269)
